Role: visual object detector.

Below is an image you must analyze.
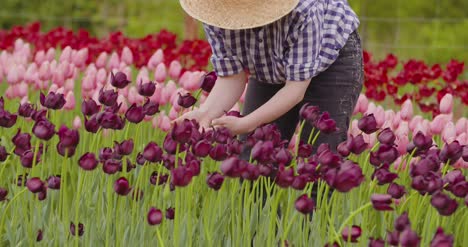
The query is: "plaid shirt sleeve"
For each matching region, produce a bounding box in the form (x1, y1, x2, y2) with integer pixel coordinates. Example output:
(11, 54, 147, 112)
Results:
(284, 4, 324, 82)
(202, 24, 244, 77)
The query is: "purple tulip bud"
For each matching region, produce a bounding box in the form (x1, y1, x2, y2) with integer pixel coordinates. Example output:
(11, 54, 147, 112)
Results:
(162, 135, 178, 155)
(135, 152, 145, 165)
(251, 141, 274, 164)
(430, 227, 454, 247)
(258, 164, 274, 177)
(294, 194, 315, 214)
(171, 120, 193, 144)
(98, 112, 125, 130)
(114, 139, 134, 156)
(32, 120, 55, 140)
(177, 93, 197, 108)
(171, 166, 193, 187)
(57, 125, 79, 148)
(114, 177, 131, 196)
(0, 187, 8, 201)
(149, 172, 168, 186)
(410, 157, 439, 177)
(40, 92, 66, 110)
(166, 207, 175, 220)
(368, 238, 385, 247)
(84, 115, 100, 133)
(18, 103, 35, 118)
(220, 157, 245, 178)
(291, 175, 309, 190)
(299, 104, 320, 125)
(142, 142, 163, 163)
(111, 71, 131, 89)
(207, 172, 224, 191)
(399, 228, 420, 247)
(81, 99, 100, 116)
(98, 88, 118, 107)
(346, 134, 368, 155)
(297, 160, 318, 176)
(387, 230, 400, 246)
(241, 164, 260, 181)
(12, 129, 31, 153)
(147, 207, 163, 225)
(125, 104, 145, 124)
(143, 100, 159, 116)
(337, 141, 350, 157)
(378, 128, 396, 144)
(275, 148, 292, 166)
(375, 144, 399, 165)
(186, 159, 201, 176)
(103, 159, 121, 174)
(0, 109, 17, 128)
(192, 139, 212, 157)
(323, 160, 364, 192)
(447, 180, 468, 198)
(31, 109, 47, 122)
(201, 71, 217, 92)
(138, 81, 156, 97)
(315, 112, 338, 134)
(26, 177, 45, 193)
(318, 150, 341, 168)
(358, 114, 379, 134)
(388, 183, 406, 199)
(79, 153, 99, 171)
(430, 191, 458, 216)
(47, 175, 61, 190)
(298, 141, 313, 158)
(439, 141, 462, 164)
(36, 229, 43, 242)
(20, 150, 40, 168)
(0, 145, 8, 162)
(394, 212, 411, 232)
(341, 225, 361, 243)
(275, 165, 295, 188)
(209, 144, 229, 161)
(372, 165, 398, 185)
(98, 147, 113, 161)
(412, 131, 433, 151)
(70, 222, 84, 236)
(214, 127, 232, 144)
(370, 194, 393, 211)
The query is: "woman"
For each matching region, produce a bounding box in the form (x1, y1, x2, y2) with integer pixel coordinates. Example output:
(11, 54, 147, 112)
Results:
(177, 0, 363, 151)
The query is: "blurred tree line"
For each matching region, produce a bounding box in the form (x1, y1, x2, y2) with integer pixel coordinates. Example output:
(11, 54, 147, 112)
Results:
(0, 0, 467, 63)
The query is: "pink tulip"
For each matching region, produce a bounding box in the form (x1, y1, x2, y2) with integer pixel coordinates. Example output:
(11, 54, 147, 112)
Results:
(185, 71, 203, 91)
(154, 63, 167, 83)
(56, 87, 65, 95)
(5, 86, 14, 99)
(400, 99, 413, 121)
(392, 156, 404, 170)
(82, 75, 96, 91)
(117, 95, 129, 115)
(48, 84, 59, 93)
(73, 48, 88, 68)
(123, 67, 132, 83)
(363, 133, 377, 148)
(91, 88, 101, 104)
(442, 122, 456, 143)
(169, 107, 179, 120)
(161, 81, 177, 105)
(6, 65, 21, 84)
(118, 87, 129, 98)
(20, 96, 29, 105)
(288, 134, 298, 151)
(85, 64, 97, 76)
(348, 119, 360, 137)
(60, 46, 73, 63)
(430, 114, 452, 135)
(15, 82, 29, 98)
(45, 48, 56, 62)
(24, 64, 38, 83)
(395, 134, 409, 156)
(107, 52, 120, 70)
(34, 50, 46, 65)
(73, 116, 82, 129)
(96, 69, 107, 87)
(128, 86, 144, 105)
(456, 133, 467, 145)
(353, 94, 369, 114)
(453, 159, 468, 169)
(14, 39, 24, 51)
(35, 80, 49, 91)
(157, 113, 172, 132)
(147, 49, 164, 70)
(395, 121, 409, 137)
(455, 117, 467, 135)
(374, 106, 385, 128)
(384, 110, 395, 123)
(152, 115, 160, 129)
(52, 70, 65, 87)
(409, 115, 423, 132)
(121, 47, 133, 65)
(178, 71, 191, 88)
(170, 91, 183, 112)
(365, 102, 376, 116)
(118, 62, 127, 72)
(391, 112, 401, 130)
(64, 79, 75, 92)
(95, 52, 108, 69)
(136, 67, 150, 84)
(169, 60, 182, 79)
(150, 83, 164, 104)
(439, 93, 453, 114)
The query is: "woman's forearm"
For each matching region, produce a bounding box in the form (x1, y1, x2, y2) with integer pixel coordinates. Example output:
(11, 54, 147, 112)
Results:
(242, 80, 310, 129)
(199, 71, 247, 119)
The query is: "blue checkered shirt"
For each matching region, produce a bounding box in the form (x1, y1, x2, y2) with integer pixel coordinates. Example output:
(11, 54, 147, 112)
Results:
(203, 0, 360, 84)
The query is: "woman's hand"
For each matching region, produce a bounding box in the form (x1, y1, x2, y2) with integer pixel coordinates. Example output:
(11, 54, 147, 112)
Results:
(211, 116, 256, 135)
(173, 108, 215, 130)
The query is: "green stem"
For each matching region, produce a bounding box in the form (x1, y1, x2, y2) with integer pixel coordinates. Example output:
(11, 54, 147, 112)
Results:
(335, 202, 373, 244)
(0, 188, 28, 237)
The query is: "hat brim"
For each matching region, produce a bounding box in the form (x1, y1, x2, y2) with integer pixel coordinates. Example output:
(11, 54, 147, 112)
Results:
(180, 0, 300, 30)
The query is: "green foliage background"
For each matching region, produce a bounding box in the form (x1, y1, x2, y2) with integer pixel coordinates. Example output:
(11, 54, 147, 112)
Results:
(0, 0, 467, 63)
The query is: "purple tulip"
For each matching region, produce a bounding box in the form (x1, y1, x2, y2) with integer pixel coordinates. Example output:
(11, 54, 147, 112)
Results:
(98, 147, 114, 161)
(368, 238, 385, 247)
(38, 188, 47, 201)
(70, 222, 84, 236)
(192, 139, 212, 157)
(315, 112, 338, 134)
(294, 194, 315, 214)
(209, 144, 229, 161)
(20, 150, 40, 168)
(0, 146, 8, 162)
(370, 194, 393, 211)
(138, 81, 156, 97)
(186, 159, 201, 176)
(291, 175, 309, 190)
(462, 145, 468, 162)
(0, 187, 8, 201)
(177, 93, 197, 108)
(358, 114, 379, 134)
(0, 97, 3, 109)
(444, 170, 468, 197)
(378, 128, 396, 145)
(346, 134, 368, 155)
(388, 183, 406, 199)
(102, 159, 121, 174)
(251, 141, 274, 164)
(26, 177, 45, 193)
(165, 207, 175, 220)
(412, 131, 433, 151)
(171, 120, 193, 144)
(220, 157, 245, 178)
(375, 144, 399, 165)
(143, 100, 159, 116)
(439, 141, 462, 164)
(297, 141, 313, 158)
(31, 109, 47, 122)
(81, 99, 100, 116)
(430, 227, 454, 247)
(372, 165, 398, 185)
(84, 115, 100, 133)
(323, 160, 364, 192)
(337, 141, 350, 157)
(171, 166, 193, 187)
(430, 191, 458, 216)
(114, 177, 131, 196)
(207, 172, 224, 191)
(114, 139, 134, 156)
(32, 120, 55, 140)
(258, 164, 274, 177)
(275, 165, 295, 188)
(111, 71, 131, 89)
(410, 157, 439, 177)
(200, 71, 217, 92)
(297, 160, 318, 176)
(98, 112, 125, 130)
(411, 172, 443, 195)
(274, 148, 292, 166)
(299, 104, 320, 125)
(341, 225, 362, 243)
(57, 125, 79, 148)
(142, 142, 163, 163)
(125, 104, 145, 123)
(394, 212, 410, 232)
(98, 88, 118, 107)
(40, 92, 66, 110)
(0, 109, 17, 128)
(56, 142, 76, 157)
(241, 164, 260, 181)
(162, 154, 183, 170)
(318, 149, 341, 168)
(18, 103, 35, 118)
(79, 153, 99, 171)
(147, 207, 163, 225)
(149, 172, 168, 186)
(47, 175, 61, 190)
(36, 229, 43, 242)
(399, 228, 420, 247)
(387, 230, 400, 246)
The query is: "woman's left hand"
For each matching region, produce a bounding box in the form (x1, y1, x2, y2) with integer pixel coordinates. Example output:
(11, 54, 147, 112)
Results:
(211, 116, 256, 135)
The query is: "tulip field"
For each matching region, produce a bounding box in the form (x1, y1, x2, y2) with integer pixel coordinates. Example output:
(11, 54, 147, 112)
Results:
(1, 22, 468, 246)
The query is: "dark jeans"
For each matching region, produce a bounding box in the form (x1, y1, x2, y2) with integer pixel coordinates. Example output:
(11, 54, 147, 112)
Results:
(241, 31, 364, 153)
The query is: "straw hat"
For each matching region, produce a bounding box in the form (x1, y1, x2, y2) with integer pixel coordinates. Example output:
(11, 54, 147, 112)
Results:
(180, 0, 300, 30)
